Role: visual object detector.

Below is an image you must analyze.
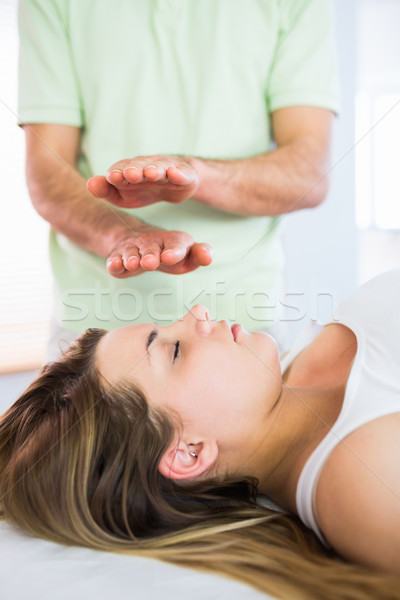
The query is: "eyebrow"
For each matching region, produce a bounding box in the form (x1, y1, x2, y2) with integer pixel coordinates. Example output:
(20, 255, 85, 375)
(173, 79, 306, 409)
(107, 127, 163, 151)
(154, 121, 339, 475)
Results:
(146, 328, 158, 362)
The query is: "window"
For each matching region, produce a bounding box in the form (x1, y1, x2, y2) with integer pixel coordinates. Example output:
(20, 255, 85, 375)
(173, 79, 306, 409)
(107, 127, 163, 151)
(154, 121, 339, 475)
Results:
(356, 92, 400, 230)
(0, 0, 52, 372)
(355, 0, 400, 282)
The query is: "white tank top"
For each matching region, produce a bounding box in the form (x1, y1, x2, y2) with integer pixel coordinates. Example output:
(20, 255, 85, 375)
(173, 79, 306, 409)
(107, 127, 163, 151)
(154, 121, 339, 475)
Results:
(280, 269, 400, 543)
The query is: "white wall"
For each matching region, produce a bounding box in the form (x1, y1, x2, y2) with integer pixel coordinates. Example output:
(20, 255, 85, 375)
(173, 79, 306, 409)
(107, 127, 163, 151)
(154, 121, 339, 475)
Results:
(284, 0, 357, 343)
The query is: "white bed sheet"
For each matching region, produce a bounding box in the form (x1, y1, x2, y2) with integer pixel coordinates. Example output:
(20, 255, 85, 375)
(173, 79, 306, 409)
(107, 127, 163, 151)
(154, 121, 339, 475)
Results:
(0, 381, 276, 599)
(0, 521, 275, 600)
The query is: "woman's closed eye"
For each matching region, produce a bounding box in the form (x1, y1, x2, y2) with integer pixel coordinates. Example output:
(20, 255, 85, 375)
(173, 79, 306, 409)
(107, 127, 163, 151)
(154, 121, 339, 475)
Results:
(173, 341, 180, 362)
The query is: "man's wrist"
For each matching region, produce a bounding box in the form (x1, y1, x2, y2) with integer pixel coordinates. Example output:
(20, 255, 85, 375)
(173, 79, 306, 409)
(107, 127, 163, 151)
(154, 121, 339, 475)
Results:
(186, 155, 217, 203)
(185, 154, 237, 210)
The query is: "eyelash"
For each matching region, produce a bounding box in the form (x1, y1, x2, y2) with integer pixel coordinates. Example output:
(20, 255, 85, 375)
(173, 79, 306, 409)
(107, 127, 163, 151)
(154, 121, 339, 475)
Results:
(173, 341, 180, 362)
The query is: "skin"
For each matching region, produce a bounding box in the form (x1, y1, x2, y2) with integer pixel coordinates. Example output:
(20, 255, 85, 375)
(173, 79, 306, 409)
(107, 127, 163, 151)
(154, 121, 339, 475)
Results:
(23, 107, 333, 278)
(96, 304, 283, 480)
(23, 125, 213, 278)
(87, 107, 333, 216)
(95, 306, 400, 575)
(95, 305, 344, 503)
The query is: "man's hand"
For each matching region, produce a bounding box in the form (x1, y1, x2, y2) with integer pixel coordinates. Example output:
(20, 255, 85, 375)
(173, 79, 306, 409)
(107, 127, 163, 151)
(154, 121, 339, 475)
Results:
(87, 108, 333, 217)
(106, 224, 213, 278)
(22, 126, 212, 276)
(87, 155, 199, 209)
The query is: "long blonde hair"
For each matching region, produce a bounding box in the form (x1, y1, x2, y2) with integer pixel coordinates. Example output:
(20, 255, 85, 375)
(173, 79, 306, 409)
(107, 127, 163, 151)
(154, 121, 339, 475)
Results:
(0, 329, 399, 600)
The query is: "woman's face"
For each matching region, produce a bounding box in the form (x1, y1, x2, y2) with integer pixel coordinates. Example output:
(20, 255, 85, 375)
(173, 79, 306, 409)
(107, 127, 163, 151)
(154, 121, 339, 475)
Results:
(95, 305, 282, 459)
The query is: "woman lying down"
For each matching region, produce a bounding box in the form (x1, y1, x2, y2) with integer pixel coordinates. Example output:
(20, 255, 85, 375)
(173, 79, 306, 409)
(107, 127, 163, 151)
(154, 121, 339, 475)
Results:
(1, 270, 399, 600)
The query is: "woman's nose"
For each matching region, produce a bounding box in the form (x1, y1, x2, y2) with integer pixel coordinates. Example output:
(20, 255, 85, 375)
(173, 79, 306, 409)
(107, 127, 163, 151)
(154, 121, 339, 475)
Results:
(186, 304, 211, 335)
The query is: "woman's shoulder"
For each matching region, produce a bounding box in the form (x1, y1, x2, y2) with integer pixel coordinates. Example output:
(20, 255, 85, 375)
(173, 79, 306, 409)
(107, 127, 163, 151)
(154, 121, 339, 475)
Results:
(285, 269, 400, 387)
(314, 412, 400, 574)
(284, 323, 357, 388)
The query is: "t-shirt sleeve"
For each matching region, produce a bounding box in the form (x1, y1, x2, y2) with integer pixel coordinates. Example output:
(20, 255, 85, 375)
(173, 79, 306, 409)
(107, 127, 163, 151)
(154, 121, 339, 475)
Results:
(267, 0, 340, 114)
(18, 0, 83, 126)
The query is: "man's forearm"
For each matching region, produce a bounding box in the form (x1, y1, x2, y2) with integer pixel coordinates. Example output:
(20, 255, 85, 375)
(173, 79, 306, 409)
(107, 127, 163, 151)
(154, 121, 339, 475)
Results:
(188, 106, 334, 216)
(27, 161, 143, 259)
(189, 139, 330, 217)
(87, 108, 334, 217)
(27, 159, 214, 278)
(23, 123, 214, 278)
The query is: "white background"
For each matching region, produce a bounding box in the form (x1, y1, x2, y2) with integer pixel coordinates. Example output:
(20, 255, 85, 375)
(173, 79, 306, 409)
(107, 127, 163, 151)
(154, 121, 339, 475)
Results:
(1, 0, 400, 399)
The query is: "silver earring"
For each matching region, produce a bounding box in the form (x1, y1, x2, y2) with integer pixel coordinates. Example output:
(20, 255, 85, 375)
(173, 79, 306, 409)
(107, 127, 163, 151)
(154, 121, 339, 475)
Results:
(188, 444, 197, 458)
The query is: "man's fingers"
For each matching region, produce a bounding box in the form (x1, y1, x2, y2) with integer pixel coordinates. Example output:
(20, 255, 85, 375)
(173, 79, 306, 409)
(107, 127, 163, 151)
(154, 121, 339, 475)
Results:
(160, 244, 188, 265)
(166, 164, 196, 185)
(87, 175, 113, 197)
(140, 253, 161, 270)
(106, 228, 212, 279)
(121, 166, 144, 184)
(190, 243, 214, 266)
(143, 164, 168, 183)
(105, 158, 132, 176)
(87, 175, 125, 205)
(134, 239, 162, 271)
(122, 250, 141, 272)
(106, 160, 145, 185)
(124, 161, 169, 184)
(104, 157, 197, 186)
(160, 241, 213, 270)
(106, 255, 126, 276)
(106, 169, 129, 185)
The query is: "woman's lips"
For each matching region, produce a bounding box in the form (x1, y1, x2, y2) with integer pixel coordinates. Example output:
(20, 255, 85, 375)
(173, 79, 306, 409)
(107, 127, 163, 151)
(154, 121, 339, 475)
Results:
(231, 323, 242, 341)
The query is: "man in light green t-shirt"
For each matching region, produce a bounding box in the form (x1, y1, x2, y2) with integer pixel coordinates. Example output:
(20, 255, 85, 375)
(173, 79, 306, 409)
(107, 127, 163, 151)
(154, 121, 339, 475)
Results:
(18, 0, 339, 358)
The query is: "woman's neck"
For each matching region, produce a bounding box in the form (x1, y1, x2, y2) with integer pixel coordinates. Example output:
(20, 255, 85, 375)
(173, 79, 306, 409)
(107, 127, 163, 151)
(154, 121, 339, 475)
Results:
(254, 383, 346, 512)
(254, 322, 358, 510)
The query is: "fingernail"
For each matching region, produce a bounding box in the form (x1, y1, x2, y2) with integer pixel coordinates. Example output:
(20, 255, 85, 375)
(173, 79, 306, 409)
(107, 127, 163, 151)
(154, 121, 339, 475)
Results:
(126, 255, 139, 264)
(107, 258, 125, 274)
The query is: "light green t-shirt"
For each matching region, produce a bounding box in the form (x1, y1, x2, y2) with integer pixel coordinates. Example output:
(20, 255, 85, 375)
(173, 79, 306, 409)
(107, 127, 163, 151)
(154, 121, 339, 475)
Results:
(18, 0, 339, 333)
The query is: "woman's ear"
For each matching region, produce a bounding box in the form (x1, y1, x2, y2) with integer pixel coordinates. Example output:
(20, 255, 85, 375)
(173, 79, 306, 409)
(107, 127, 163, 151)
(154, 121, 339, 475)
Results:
(158, 439, 219, 480)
